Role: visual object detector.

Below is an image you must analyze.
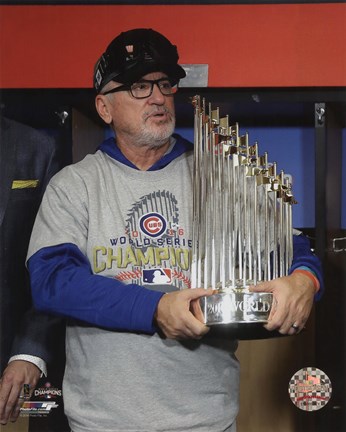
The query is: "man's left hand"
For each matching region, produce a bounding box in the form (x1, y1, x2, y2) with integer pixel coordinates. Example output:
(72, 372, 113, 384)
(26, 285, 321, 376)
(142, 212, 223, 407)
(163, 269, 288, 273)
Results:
(249, 272, 316, 335)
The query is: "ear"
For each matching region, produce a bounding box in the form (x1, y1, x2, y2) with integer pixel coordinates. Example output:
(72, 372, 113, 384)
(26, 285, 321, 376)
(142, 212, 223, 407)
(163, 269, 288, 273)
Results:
(95, 95, 112, 124)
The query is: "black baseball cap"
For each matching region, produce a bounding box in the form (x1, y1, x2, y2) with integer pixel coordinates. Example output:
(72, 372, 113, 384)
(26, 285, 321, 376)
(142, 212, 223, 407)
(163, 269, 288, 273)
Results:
(94, 28, 186, 93)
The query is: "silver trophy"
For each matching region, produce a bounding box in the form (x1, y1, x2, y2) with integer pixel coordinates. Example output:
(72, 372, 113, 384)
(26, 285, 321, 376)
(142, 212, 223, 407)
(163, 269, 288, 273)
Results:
(191, 96, 296, 326)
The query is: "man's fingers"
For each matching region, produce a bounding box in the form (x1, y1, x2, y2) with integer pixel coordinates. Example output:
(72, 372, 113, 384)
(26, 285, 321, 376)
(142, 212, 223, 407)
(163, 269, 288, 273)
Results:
(185, 288, 214, 300)
(0, 379, 10, 420)
(249, 281, 272, 293)
(0, 375, 16, 424)
(0, 384, 21, 425)
(0, 363, 39, 425)
(186, 321, 210, 339)
(9, 396, 23, 423)
(155, 289, 212, 340)
(190, 298, 205, 323)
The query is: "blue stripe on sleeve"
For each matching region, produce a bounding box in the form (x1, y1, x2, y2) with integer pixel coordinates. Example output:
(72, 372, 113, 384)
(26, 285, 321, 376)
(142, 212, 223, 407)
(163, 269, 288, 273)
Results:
(28, 243, 164, 333)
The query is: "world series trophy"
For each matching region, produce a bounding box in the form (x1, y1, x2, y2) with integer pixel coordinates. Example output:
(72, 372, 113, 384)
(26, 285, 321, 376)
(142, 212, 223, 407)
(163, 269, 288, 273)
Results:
(191, 95, 296, 329)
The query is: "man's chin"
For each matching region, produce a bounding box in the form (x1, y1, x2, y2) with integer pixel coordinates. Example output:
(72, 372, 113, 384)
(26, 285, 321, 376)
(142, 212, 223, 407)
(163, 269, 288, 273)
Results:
(148, 136, 172, 149)
(148, 124, 175, 140)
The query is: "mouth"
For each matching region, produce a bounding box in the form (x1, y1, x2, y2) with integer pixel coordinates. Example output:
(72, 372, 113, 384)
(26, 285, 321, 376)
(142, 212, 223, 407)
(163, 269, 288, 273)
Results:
(145, 109, 171, 122)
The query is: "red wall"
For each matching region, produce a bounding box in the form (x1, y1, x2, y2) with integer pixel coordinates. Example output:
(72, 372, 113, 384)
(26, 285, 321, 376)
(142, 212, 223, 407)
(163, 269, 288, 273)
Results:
(1, 3, 345, 88)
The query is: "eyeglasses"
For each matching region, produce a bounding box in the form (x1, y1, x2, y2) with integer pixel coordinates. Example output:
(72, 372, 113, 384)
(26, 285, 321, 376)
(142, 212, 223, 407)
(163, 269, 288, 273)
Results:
(101, 78, 178, 99)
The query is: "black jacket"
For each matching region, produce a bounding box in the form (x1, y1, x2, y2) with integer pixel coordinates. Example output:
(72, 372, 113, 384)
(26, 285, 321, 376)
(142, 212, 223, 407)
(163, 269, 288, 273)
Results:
(0, 115, 64, 372)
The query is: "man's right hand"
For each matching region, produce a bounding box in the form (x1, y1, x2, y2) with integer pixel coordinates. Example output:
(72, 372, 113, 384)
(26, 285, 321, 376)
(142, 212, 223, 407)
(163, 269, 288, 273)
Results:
(154, 288, 214, 340)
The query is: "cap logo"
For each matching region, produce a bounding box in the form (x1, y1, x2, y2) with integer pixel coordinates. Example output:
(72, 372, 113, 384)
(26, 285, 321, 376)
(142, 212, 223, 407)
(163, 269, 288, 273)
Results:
(125, 45, 134, 60)
(95, 69, 102, 87)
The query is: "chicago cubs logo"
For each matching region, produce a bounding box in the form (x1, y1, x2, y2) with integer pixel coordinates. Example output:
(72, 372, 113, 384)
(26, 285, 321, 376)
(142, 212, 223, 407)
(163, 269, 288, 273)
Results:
(139, 213, 167, 238)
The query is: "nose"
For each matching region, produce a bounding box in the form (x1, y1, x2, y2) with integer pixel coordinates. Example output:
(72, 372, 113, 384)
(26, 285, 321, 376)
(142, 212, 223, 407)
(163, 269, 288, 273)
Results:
(148, 82, 165, 104)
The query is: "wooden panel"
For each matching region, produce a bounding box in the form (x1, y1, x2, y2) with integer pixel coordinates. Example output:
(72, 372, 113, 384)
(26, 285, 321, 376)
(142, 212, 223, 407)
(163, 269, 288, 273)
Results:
(0, 3, 345, 88)
(71, 108, 104, 163)
(237, 310, 316, 432)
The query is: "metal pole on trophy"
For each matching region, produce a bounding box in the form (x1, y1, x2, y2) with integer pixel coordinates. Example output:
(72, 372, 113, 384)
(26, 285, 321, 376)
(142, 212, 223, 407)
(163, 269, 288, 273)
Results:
(191, 95, 296, 327)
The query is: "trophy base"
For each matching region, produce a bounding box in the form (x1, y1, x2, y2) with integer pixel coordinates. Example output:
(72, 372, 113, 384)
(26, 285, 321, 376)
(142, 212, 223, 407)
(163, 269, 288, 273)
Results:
(200, 291, 273, 326)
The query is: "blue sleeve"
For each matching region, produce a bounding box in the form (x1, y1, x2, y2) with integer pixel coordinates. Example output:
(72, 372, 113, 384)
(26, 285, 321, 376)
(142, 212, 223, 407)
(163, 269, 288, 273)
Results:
(289, 234, 324, 300)
(28, 243, 164, 334)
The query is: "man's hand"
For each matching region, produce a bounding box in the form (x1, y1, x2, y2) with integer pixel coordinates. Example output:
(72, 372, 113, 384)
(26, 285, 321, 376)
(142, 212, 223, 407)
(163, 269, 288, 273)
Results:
(0, 360, 40, 424)
(249, 272, 316, 335)
(154, 288, 214, 340)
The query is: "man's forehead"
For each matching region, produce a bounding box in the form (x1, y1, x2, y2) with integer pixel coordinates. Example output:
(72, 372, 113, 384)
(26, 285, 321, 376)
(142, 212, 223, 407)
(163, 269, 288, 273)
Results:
(137, 71, 169, 81)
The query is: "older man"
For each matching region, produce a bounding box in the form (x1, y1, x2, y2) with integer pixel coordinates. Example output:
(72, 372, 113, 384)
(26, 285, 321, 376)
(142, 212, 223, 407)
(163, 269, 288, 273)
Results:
(27, 28, 322, 432)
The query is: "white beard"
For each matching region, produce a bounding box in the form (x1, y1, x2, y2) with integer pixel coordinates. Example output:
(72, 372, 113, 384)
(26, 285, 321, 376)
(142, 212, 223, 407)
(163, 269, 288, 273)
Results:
(113, 104, 176, 150)
(136, 117, 175, 149)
